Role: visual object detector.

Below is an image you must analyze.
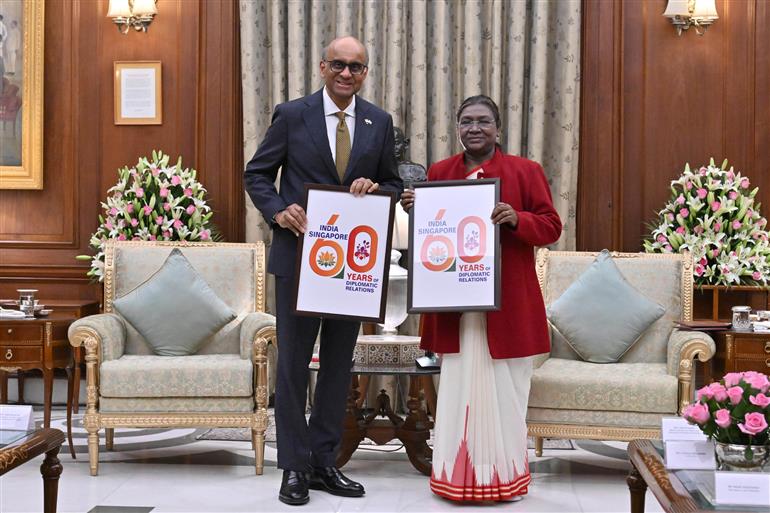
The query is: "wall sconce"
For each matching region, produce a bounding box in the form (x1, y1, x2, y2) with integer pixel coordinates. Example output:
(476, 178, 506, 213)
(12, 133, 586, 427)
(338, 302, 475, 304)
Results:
(663, 0, 719, 36)
(107, 0, 158, 34)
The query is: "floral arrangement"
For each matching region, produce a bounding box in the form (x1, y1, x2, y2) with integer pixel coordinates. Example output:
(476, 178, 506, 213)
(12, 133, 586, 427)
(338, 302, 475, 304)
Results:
(643, 158, 770, 286)
(683, 372, 770, 458)
(80, 151, 215, 281)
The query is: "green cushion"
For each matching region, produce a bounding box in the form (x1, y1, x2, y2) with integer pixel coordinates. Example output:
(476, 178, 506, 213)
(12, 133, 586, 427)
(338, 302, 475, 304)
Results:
(113, 248, 236, 356)
(546, 250, 665, 363)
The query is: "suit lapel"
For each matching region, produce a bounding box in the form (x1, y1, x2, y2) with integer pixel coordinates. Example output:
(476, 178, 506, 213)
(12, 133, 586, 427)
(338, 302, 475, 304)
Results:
(302, 90, 340, 183)
(343, 100, 372, 182)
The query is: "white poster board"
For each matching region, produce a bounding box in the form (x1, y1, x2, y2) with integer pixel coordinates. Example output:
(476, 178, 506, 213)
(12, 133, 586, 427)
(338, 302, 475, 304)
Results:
(408, 179, 500, 312)
(295, 185, 396, 322)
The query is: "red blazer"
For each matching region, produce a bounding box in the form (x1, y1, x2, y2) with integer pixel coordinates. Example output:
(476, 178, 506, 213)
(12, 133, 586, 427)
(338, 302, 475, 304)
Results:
(419, 148, 562, 359)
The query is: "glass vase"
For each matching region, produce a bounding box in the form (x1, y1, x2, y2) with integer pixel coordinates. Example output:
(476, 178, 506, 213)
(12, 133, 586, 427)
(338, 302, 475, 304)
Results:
(714, 442, 770, 471)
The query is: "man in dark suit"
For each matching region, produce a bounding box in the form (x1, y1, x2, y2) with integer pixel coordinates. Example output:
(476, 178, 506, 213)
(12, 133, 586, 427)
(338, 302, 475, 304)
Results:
(244, 36, 402, 506)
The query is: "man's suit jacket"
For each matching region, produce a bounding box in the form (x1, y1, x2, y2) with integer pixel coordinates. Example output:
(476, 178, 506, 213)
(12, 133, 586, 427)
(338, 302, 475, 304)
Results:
(244, 89, 402, 277)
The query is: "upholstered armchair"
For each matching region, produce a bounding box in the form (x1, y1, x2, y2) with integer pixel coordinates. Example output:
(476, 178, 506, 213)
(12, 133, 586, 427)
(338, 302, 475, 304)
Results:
(527, 250, 716, 456)
(69, 241, 276, 476)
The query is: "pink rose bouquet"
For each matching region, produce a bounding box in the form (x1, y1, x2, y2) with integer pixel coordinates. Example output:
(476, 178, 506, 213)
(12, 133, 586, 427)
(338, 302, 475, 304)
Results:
(644, 158, 770, 286)
(78, 151, 217, 281)
(683, 371, 770, 459)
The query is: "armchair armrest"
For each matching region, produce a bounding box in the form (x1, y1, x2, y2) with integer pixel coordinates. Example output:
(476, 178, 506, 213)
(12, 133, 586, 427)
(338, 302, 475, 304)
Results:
(68, 313, 127, 362)
(239, 312, 277, 360)
(667, 329, 716, 415)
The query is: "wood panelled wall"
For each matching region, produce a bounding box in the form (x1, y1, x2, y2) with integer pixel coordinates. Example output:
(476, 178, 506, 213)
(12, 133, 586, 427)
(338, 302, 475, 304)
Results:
(0, 0, 242, 301)
(578, 0, 770, 252)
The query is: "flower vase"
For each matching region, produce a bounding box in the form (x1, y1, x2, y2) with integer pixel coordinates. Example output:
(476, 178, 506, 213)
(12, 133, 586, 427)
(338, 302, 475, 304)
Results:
(714, 442, 770, 471)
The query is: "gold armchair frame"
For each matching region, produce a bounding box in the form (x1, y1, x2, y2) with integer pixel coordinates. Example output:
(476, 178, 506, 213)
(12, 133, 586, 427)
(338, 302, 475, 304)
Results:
(69, 241, 277, 476)
(528, 250, 715, 455)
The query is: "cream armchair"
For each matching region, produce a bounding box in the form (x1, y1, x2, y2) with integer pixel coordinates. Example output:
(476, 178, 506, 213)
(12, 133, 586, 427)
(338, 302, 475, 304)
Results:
(527, 250, 715, 456)
(69, 241, 276, 475)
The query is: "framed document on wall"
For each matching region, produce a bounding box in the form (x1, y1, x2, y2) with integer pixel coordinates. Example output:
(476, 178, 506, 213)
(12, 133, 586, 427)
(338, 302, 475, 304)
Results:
(114, 61, 162, 125)
(294, 184, 396, 322)
(408, 179, 501, 312)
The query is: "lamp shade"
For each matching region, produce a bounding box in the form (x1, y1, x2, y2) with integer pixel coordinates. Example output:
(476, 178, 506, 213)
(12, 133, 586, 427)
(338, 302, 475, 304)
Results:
(132, 0, 158, 16)
(692, 0, 718, 20)
(663, 0, 690, 17)
(107, 0, 131, 17)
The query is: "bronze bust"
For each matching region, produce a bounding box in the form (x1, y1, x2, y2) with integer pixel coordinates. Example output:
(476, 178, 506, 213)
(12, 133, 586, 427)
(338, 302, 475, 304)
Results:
(393, 127, 426, 189)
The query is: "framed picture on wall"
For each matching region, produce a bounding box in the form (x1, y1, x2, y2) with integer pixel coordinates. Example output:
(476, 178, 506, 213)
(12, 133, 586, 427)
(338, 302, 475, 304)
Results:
(0, 0, 45, 190)
(408, 179, 501, 312)
(294, 184, 396, 323)
(114, 61, 162, 125)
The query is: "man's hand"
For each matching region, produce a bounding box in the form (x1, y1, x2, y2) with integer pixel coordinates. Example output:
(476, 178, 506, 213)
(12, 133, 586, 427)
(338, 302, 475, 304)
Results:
(274, 203, 307, 236)
(400, 189, 415, 212)
(350, 178, 379, 197)
(491, 202, 518, 228)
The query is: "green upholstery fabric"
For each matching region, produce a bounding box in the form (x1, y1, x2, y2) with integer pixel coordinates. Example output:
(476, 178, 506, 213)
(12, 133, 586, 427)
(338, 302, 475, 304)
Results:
(99, 354, 253, 398)
(528, 358, 678, 414)
(68, 313, 127, 361)
(113, 249, 237, 356)
(526, 407, 666, 429)
(667, 329, 716, 376)
(239, 312, 278, 359)
(546, 250, 666, 363)
(99, 396, 255, 413)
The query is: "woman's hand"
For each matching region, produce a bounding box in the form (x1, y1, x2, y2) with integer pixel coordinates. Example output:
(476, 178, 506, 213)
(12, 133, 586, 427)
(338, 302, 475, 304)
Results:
(491, 202, 518, 228)
(400, 189, 415, 212)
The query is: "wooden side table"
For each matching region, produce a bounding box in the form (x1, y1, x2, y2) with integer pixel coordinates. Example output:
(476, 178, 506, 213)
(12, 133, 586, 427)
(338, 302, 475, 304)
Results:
(0, 312, 77, 428)
(0, 428, 65, 513)
(707, 329, 770, 382)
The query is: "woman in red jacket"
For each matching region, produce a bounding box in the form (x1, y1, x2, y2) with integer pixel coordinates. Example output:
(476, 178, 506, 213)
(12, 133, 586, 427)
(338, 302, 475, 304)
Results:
(401, 95, 562, 502)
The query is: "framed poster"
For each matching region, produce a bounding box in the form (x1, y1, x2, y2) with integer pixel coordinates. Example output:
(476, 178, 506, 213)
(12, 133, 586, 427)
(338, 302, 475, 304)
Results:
(0, 0, 44, 190)
(294, 184, 396, 322)
(408, 179, 501, 312)
(114, 61, 162, 125)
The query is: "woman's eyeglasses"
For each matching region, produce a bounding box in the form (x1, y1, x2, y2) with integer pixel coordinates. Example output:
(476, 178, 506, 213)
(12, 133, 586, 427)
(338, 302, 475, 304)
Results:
(458, 119, 496, 130)
(325, 60, 368, 75)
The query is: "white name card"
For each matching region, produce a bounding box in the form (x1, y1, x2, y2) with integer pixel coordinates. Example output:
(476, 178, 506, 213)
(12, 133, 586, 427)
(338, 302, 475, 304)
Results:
(664, 440, 716, 470)
(715, 471, 770, 506)
(0, 404, 35, 431)
(662, 416, 708, 441)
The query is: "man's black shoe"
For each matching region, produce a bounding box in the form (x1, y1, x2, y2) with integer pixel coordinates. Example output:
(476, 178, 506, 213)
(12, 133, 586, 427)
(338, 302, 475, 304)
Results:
(279, 470, 309, 506)
(308, 466, 365, 497)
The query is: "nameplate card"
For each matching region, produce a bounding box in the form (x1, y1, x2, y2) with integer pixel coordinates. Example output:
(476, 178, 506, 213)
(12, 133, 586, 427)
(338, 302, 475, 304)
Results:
(664, 440, 716, 470)
(661, 417, 708, 441)
(715, 471, 770, 506)
(0, 404, 35, 431)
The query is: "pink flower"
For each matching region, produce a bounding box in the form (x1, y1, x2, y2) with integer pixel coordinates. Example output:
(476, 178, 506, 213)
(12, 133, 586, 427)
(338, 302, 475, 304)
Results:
(727, 170, 735, 180)
(132, 236, 141, 241)
(679, 208, 689, 217)
(664, 244, 673, 252)
(150, 165, 159, 177)
(171, 175, 181, 186)
(143, 205, 153, 215)
(667, 213, 675, 222)
(694, 225, 704, 235)
(130, 219, 138, 227)
(676, 226, 685, 235)
(709, 382, 729, 402)
(173, 219, 183, 229)
(714, 223, 721, 232)
(186, 205, 196, 215)
(740, 177, 750, 189)
(683, 403, 710, 425)
(699, 167, 708, 176)
(744, 371, 770, 392)
(728, 191, 738, 200)
(149, 235, 157, 241)
(700, 257, 708, 265)
(200, 229, 210, 241)
(117, 233, 127, 241)
(126, 204, 134, 213)
(738, 412, 768, 435)
(695, 265, 705, 276)
(105, 219, 114, 230)
(727, 386, 744, 405)
(184, 188, 193, 197)
(109, 207, 119, 216)
(155, 216, 164, 225)
(657, 234, 667, 243)
(753, 271, 762, 281)
(732, 220, 741, 229)
(696, 188, 707, 199)
(714, 409, 732, 429)
(135, 188, 144, 198)
(162, 230, 171, 238)
(159, 187, 169, 198)
(163, 203, 171, 212)
(711, 201, 721, 211)
(749, 393, 770, 408)
(686, 181, 693, 190)
(696, 385, 714, 401)
(676, 195, 686, 205)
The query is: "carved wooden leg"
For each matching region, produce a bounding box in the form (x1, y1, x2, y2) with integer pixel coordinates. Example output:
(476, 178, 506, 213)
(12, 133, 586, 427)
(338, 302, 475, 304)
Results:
(73, 347, 82, 414)
(17, 370, 26, 404)
(355, 374, 370, 408)
(627, 462, 647, 513)
(43, 368, 53, 428)
(253, 428, 265, 475)
(65, 366, 75, 459)
(534, 436, 544, 457)
(87, 428, 99, 476)
(0, 370, 7, 404)
(40, 445, 63, 513)
(397, 376, 433, 476)
(105, 428, 114, 451)
(421, 375, 437, 419)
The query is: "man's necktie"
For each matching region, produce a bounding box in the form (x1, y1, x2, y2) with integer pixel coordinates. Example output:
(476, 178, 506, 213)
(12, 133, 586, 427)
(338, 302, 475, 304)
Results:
(335, 111, 350, 182)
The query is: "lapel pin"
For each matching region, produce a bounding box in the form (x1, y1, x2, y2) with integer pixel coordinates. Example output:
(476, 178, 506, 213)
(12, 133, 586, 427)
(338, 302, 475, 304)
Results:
(365, 118, 372, 125)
